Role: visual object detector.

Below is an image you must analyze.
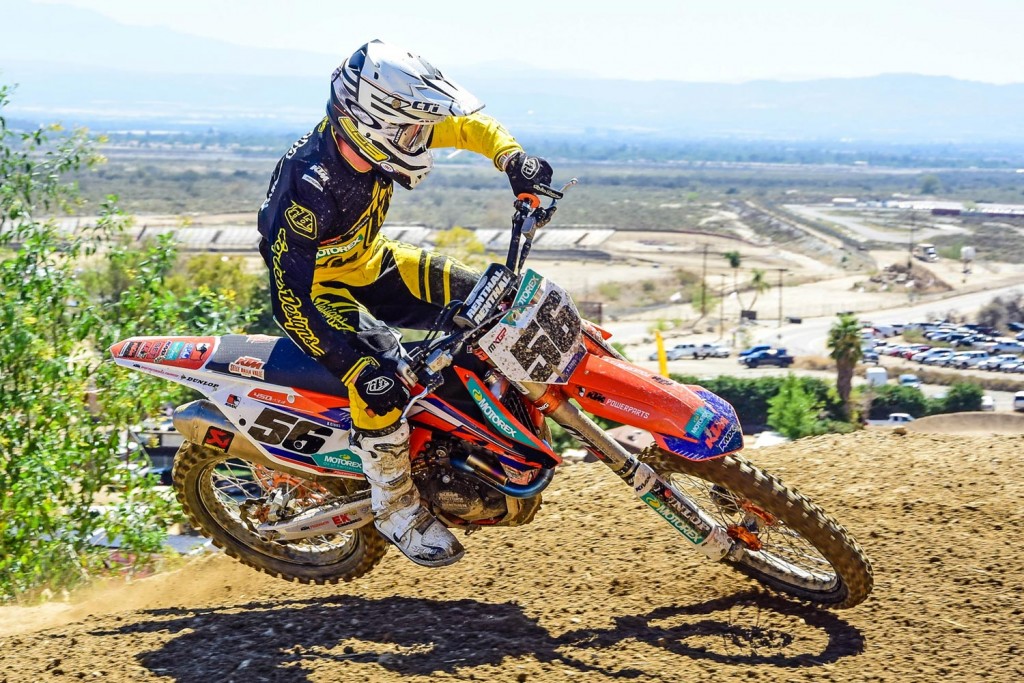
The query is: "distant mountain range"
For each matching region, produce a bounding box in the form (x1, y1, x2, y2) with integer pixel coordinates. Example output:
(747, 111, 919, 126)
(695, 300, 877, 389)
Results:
(4, 1, 1024, 142)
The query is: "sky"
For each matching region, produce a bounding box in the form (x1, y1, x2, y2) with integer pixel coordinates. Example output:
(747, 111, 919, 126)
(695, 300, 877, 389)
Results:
(28, 0, 1024, 84)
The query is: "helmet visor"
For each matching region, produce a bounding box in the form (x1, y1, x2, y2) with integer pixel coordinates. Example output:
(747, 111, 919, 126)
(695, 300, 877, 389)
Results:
(392, 123, 431, 154)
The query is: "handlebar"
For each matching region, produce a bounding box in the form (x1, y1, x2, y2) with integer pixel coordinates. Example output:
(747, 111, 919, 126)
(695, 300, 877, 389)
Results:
(401, 178, 579, 401)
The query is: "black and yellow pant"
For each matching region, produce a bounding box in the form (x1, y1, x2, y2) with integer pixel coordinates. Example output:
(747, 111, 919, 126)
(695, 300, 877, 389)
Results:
(266, 236, 480, 432)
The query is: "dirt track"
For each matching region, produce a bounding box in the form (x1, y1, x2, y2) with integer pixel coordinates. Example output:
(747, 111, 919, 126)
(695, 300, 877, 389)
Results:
(1, 431, 1022, 682)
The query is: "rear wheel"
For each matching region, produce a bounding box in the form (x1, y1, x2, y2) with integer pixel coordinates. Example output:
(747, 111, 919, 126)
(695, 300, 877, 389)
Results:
(640, 447, 873, 608)
(173, 441, 388, 584)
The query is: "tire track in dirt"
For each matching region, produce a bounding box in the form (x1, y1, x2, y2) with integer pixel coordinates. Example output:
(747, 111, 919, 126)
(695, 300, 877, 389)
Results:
(1, 431, 1021, 682)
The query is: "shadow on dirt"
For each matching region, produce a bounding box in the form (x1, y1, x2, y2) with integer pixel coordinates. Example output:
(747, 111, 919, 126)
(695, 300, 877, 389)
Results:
(92, 590, 863, 681)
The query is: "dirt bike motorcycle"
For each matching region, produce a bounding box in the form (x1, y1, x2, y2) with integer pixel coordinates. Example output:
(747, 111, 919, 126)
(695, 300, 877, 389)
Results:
(110, 180, 873, 609)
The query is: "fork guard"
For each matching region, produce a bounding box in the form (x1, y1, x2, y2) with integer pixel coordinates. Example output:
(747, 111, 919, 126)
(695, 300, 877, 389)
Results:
(565, 354, 744, 461)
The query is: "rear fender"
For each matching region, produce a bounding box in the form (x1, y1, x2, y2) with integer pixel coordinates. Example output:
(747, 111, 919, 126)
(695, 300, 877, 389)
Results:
(566, 354, 744, 460)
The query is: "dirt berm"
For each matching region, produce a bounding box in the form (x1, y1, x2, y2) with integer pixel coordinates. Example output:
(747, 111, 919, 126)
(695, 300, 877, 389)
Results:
(1, 431, 1022, 682)
(907, 411, 1024, 435)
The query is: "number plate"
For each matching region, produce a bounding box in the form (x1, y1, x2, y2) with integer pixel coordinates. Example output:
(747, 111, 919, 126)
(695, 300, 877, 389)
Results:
(478, 270, 585, 384)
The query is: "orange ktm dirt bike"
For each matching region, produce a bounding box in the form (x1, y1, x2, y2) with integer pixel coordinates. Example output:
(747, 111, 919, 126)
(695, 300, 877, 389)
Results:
(110, 180, 873, 609)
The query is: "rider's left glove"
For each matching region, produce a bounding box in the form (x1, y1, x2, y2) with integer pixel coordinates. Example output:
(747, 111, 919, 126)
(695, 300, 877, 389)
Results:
(352, 328, 412, 417)
(504, 151, 555, 198)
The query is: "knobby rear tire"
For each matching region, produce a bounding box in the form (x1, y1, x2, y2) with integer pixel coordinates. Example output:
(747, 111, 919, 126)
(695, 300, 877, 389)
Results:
(173, 441, 388, 584)
(640, 448, 874, 608)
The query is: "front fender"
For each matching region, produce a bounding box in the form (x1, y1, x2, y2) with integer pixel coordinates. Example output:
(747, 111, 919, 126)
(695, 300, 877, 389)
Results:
(566, 354, 743, 460)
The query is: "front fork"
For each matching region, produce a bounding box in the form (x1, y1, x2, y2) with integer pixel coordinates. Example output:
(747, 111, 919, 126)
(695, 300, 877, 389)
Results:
(522, 382, 736, 562)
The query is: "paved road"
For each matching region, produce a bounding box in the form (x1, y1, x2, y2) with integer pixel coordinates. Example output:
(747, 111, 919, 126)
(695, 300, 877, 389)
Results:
(783, 204, 966, 244)
(752, 281, 1024, 356)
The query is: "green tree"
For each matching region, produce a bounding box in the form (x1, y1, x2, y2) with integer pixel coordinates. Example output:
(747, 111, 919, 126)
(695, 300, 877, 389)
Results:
(433, 225, 488, 269)
(766, 374, 823, 439)
(934, 382, 984, 414)
(0, 85, 256, 601)
(828, 313, 863, 421)
(919, 174, 943, 195)
(746, 268, 770, 311)
(868, 385, 930, 419)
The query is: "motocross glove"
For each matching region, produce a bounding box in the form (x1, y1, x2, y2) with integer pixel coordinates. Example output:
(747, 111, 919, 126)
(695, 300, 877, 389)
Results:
(351, 328, 412, 416)
(504, 151, 561, 199)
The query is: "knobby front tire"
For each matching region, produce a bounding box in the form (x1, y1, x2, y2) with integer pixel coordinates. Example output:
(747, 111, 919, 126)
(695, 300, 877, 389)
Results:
(640, 448, 874, 608)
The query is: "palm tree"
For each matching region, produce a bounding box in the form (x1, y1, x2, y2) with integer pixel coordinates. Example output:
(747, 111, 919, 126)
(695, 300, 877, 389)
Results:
(747, 268, 770, 311)
(723, 250, 741, 309)
(828, 313, 863, 421)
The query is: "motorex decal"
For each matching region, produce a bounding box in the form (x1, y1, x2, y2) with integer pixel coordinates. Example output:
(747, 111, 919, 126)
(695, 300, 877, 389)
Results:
(465, 374, 537, 448)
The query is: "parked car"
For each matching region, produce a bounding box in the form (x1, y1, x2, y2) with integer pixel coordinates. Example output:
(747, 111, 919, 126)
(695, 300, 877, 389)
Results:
(742, 348, 794, 368)
(947, 350, 989, 368)
(737, 344, 772, 363)
(866, 412, 916, 426)
(865, 367, 888, 387)
(699, 343, 731, 358)
(861, 347, 880, 364)
(1014, 392, 1024, 413)
(978, 354, 1019, 371)
(992, 340, 1024, 354)
(980, 395, 996, 412)
(898, 373, 921, 389)
(923, 350, 956, 366)
(902, 344, 931, 359)
(999, 359, 1023, 373)
(665, 343, 707, 360)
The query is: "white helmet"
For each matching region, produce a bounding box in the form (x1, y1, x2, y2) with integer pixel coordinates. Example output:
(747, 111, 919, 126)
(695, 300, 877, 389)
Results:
(328, 40, 484, 189)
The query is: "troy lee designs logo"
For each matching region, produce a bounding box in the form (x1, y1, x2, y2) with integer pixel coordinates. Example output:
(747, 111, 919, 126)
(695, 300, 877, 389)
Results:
(272, 228, 324, 354)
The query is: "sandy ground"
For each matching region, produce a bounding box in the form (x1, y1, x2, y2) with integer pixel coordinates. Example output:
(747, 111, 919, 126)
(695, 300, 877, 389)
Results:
(2, 430, 1022, 682)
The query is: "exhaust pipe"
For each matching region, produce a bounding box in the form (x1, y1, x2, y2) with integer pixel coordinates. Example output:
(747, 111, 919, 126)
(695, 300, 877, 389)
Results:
(172, 399, 266, 462)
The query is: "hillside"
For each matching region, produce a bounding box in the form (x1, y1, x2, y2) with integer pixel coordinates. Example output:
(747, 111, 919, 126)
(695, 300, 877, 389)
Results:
(0, 431, 1021, 682)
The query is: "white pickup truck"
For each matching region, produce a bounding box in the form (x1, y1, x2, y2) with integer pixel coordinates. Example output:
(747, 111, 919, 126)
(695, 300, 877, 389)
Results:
(866, 412, 916, 426)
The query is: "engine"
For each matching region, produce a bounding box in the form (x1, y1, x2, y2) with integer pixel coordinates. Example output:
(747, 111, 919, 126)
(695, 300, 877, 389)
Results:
(412, 437, 541, 526)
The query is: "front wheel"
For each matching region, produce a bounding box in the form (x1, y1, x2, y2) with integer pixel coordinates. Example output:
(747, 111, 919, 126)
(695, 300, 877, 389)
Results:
(173, 441, 388, 584)
(640, 448, 873, 608)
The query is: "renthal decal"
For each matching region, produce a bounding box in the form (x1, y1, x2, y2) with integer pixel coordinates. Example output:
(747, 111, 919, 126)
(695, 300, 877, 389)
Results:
(182, 375, 220, 390)
(284, 201, 318, 240)
(606, 399, 650, 420)
(464, 268, 513, 324)
(203, 426, 234, 451)
(642, 492, 706, 544)
(229, 356, 266, 380)
(685, 406, 715, 439)
(272, 228, 324, 354)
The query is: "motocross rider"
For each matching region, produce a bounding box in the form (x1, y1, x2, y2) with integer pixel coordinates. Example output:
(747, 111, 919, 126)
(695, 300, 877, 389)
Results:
(257, 40, 554, 568)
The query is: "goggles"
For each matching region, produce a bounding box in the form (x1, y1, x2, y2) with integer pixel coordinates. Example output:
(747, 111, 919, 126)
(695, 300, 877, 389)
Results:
(389, 123, 431, 153)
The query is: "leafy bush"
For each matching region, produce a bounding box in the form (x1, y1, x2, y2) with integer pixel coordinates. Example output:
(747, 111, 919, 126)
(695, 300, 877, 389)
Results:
(670, 373, 844, 429)
(932, 382, 984, 414)
(867, 385, 931, 419)
(0, 85, 259, 601)
(767, 375, 825, 439)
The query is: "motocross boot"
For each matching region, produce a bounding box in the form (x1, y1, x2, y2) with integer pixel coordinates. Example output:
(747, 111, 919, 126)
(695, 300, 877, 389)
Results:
(352, 420, 465, 567)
